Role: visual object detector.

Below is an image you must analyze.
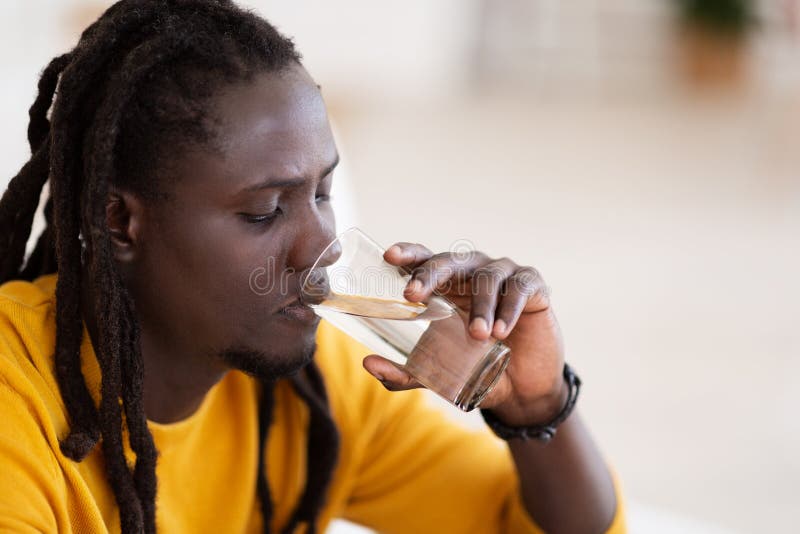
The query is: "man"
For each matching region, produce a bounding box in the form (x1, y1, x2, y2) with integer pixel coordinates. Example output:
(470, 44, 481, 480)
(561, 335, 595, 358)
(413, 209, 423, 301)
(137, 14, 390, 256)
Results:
(0, 1, 624, 532)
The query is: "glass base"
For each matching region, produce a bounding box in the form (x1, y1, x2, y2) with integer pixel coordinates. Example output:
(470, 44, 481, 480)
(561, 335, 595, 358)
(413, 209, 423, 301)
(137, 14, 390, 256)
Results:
(453, 342, 511, 412)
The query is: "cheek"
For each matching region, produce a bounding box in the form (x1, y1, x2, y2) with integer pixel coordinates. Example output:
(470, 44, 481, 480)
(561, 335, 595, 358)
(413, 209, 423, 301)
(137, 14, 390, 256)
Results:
(239, 240, 295, 314)
(141, 214, 288, 337)
(192, 223, 288, 312)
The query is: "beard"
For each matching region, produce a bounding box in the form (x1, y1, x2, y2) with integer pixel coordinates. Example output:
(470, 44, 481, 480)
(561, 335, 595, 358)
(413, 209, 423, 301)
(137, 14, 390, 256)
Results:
(218, 340, 317, 381)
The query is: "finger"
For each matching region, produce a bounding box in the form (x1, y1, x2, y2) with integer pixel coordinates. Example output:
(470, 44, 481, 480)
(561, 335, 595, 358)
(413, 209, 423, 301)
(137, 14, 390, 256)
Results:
(363, 355, 423, 391)
(443, 293, 472, 310)
(404, 250, 489, 302)
(384, 242, 434, 270)
(492, 266, 548, 339)
(468, 257, 518, 340)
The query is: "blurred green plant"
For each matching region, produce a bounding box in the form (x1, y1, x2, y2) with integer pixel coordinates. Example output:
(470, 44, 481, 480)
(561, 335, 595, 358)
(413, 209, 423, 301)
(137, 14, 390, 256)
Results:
(675, 0, 758, 36)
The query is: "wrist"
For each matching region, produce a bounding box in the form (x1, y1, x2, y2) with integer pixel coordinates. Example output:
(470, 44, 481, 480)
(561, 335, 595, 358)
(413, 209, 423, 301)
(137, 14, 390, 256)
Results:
(491, 375, 568, 427)
(480, 363, 582, 442)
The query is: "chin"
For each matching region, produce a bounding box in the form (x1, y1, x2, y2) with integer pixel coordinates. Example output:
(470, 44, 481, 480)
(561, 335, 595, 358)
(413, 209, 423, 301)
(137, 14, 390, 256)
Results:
(219, 333, 318, 381)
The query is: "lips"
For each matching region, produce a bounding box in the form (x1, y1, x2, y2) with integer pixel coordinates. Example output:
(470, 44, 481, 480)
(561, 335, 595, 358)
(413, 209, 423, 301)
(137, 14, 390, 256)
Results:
(278, 299, 319, 324)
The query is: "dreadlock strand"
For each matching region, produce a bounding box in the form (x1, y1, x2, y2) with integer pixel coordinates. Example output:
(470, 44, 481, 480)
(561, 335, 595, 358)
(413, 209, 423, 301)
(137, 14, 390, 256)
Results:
(257, 382, 277, 534)
(48, 0, 178, 140)
(20, 196, 55, 280)
(82, 32, 198, 220)
(52, 260, 99, 461)
(82, 128, 148, 534)
(119, 289, 158, 534)
(0, 139, 51, 281)
(283, 362, 340, 534)
(0, 53, 74, 281)
(48, 55, 104, 462)
(3, 144, 52, 282)
(89, 252, 143, 532)
(27, 53, 72, 153)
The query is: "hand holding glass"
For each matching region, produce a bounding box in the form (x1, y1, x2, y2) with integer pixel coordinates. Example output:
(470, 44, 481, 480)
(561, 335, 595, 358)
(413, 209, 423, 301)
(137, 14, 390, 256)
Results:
(300, 227, 511, 411)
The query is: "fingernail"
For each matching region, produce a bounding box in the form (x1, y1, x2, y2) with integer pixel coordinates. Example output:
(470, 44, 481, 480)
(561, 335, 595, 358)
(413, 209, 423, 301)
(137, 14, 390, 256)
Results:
(388, 245, 402, 256)
(406, 279, 423, 294)
(471, 317, 488, 335)
(494, 319, 506, 335)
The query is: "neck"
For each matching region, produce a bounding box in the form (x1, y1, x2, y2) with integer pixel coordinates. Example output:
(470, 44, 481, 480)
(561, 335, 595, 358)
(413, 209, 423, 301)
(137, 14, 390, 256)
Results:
(138, 324, 229, 424)
(81, 278, 227, 425)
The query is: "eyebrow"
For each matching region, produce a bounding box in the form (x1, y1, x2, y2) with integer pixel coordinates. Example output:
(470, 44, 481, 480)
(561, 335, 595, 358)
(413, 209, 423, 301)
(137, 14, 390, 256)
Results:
(240, 155, 340, 193)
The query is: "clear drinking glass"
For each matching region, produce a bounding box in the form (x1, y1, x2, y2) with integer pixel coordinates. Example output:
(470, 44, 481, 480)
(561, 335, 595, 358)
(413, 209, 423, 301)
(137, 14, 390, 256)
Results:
(300, 227, 511, 411)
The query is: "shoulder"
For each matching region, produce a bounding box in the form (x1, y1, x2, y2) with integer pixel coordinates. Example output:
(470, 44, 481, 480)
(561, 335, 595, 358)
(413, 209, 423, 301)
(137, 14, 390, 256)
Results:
(0, 274, 59, 362)
(0, 274, 57, 310)
(0, 274, 59, 376)
(0, 274, 66, 442)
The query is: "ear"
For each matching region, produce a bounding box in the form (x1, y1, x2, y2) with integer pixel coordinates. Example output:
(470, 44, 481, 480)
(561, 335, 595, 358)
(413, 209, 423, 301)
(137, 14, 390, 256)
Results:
(105, 187, 145, 263)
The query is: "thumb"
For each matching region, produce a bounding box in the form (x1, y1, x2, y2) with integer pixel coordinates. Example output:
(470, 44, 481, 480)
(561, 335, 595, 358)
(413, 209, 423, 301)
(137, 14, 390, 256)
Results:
(362, 355, 423, 391)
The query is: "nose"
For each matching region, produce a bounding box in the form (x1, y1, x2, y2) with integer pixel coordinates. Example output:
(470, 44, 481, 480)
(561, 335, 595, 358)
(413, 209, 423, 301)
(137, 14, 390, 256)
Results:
(289, 211, 339, 277)
(292, 214, 340, 305)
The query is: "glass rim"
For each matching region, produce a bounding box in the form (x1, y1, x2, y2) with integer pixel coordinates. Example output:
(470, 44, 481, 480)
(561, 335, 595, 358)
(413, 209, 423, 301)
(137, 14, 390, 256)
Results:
(300, 226, 375, 296)
(299, 226, 458, 316)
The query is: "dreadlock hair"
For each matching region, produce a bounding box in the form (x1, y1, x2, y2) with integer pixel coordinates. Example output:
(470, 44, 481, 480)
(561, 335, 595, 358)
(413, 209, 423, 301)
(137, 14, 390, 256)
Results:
(0, 1, 340, 533)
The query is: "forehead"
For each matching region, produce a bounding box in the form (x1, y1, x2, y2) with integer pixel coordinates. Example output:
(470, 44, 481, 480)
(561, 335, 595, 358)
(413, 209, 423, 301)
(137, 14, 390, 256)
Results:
(164, 65, 336, 202)
(212, 65, 335, 177)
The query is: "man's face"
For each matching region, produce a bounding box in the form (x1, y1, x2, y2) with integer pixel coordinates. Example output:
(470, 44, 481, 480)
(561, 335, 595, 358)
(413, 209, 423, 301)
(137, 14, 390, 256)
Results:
(127, 64, 338, 378)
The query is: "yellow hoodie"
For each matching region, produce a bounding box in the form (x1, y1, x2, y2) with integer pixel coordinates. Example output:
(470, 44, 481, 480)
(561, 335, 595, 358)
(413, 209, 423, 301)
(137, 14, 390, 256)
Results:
(0, 274, 624, 533)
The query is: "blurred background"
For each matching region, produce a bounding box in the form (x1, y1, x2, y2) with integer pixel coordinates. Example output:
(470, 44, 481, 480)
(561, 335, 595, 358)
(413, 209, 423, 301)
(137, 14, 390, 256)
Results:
(2, 1, 798, 532)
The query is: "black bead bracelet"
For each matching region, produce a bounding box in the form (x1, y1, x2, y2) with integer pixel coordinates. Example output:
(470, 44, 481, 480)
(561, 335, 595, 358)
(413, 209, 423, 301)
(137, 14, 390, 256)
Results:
(480, 363, 582, 443)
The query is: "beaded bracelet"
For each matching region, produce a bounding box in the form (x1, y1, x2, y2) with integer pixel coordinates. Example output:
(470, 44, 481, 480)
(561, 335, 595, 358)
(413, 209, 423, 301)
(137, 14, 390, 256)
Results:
(480, 363, 581, 442)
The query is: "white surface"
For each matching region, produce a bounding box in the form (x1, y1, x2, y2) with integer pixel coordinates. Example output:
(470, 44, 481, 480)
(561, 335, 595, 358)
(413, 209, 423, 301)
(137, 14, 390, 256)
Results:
(328, 519, 375, 534)
(327, 501, 750, 534)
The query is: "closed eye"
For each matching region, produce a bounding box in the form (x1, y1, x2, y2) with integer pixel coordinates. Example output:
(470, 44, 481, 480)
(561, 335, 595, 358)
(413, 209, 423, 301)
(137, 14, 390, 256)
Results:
(240, 208, 282, 224)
